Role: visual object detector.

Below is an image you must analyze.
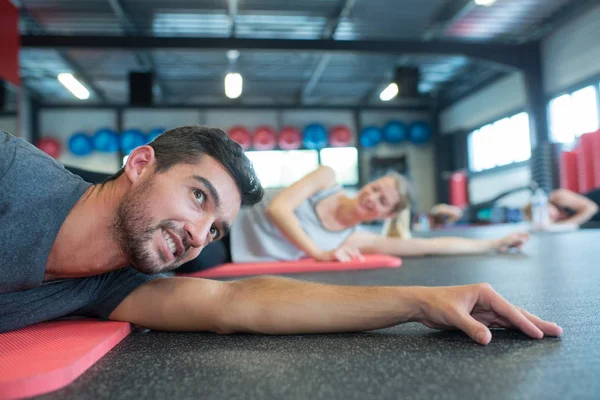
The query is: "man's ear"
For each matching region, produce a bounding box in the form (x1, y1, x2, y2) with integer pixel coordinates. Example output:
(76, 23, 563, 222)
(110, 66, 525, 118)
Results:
(124, 145, 156, 184)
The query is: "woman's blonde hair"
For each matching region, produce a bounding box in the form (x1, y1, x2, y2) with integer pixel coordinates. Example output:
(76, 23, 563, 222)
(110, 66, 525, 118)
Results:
(380, 172, 414, 239)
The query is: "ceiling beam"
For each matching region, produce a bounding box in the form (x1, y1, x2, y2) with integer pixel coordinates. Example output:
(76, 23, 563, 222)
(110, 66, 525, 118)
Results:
(228, 0, 238, 37)
(423, 0, 476, 40)
(20, 36, 524, 68)
(106, 0, 168, 98)
(15, 1, 107, 102)
(301, 0, 358, 104)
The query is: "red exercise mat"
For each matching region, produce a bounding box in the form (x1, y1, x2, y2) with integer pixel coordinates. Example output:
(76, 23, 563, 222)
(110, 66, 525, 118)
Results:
(177, 254, 402, 278)
(0, 320, 132, 400)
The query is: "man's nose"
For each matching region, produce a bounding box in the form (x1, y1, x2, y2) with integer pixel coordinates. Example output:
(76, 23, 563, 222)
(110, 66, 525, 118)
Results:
(184, 217, 213, 249)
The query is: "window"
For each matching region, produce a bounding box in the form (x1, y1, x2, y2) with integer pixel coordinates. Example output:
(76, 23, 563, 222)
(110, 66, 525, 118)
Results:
(468, 112, 531, 173)
(245, 150, 319, 189)
(319, 147, 359, 186)
(549, 85, 599, 143)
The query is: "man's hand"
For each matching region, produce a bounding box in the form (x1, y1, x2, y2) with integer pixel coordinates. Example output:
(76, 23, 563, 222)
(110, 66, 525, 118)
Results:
(314, 244, 365, 262)
(415, 283, 563, 345)
(495, 232, 530, 252)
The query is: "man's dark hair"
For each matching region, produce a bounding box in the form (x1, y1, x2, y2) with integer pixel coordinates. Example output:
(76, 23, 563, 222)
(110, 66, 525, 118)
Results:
(108, 125, 264, 207)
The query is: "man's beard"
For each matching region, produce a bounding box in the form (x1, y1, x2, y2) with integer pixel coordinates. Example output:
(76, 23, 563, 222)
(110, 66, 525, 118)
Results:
(111, 179, 186, 274)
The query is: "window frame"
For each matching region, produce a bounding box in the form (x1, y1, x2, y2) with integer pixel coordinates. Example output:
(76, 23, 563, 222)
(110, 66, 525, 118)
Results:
(466, 109, 532, 175)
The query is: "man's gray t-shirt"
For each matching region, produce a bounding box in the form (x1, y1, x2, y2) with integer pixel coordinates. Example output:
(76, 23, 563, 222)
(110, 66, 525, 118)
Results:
(230, 185, 356, 262)
(0, 131, 156, 332)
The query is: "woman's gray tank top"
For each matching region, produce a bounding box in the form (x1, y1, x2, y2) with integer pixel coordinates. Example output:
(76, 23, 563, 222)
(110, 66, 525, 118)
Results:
(230, 185, 356, 262)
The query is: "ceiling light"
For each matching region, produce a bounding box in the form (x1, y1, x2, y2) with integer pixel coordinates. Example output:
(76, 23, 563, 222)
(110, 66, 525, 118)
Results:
(57, 73, 90, 100)
(225, 72, 243, 99)
(379, 83, 398, 102)
(474, 0, 496, 6)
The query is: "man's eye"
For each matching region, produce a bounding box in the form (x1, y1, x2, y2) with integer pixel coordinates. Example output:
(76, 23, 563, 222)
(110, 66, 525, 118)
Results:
(193, 189, 206, 205)
(210, 226, 219, 238)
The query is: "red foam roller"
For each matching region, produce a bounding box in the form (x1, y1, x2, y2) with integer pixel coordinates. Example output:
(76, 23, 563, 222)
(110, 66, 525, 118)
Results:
(0, 320, 132, 399)
(592, 130, 600, 189)
(449, 171, 468, 207)
(253, 125, 277, 151)
(559, 150, 580, 192)
(329, 125, 353, 147)
(177, 254, 402, 278)
(228, 126, 252, 151)
(577, 133, 595, 193)
(278, 126, 302, 150)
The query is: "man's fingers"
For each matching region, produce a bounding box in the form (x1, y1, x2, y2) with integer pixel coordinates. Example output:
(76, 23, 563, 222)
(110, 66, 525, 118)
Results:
(483, 289, 544, 339)
(455, 312, 492, 345)
(518, 307, 563, 337)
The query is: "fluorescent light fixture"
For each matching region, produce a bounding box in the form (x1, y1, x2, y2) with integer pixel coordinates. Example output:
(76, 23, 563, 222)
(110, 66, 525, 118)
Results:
(57, 73, 90, 100)
(379, 83, 398, 102)
(474, 0, 496, 6)
(225, 72, 243, 99)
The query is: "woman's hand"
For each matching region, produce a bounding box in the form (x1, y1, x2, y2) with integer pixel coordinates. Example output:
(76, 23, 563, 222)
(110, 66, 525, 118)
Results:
(314, 244, 365, 262)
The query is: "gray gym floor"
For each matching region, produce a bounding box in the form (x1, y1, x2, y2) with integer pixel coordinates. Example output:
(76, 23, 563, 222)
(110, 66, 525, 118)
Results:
(39, 225, 600, 400)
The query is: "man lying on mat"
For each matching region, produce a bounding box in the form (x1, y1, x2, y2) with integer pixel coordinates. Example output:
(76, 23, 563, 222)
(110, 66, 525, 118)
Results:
(178, 165, 529, 273)
(0, 127, 562, 345)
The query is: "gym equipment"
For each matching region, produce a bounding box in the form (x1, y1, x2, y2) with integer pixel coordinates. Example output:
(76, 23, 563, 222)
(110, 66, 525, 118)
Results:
(228, 126, 252, 150)
(328, 125, 352, 147)
(0, 320, 132, 399)
(303, 123, 328, 150)
(359, 126, 383, 148)
(560, 150, 580, 192)
(278, 126, 302, 150)
(92, 128, 119, 153)
(68, 132, 94, 156)
(449, 171, 468, 208)
(120, 129, 146, 155)
(383, 120, 407, 144)
(177, 254, 402, 278)
(408, 121, 431, 144)
(35, 137, 62, 159)
(147, 127, 166, 143)
(252, 125, 277, 151)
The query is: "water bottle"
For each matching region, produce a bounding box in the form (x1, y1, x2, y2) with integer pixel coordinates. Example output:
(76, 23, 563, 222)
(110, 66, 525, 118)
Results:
(531, 187, 550, 231)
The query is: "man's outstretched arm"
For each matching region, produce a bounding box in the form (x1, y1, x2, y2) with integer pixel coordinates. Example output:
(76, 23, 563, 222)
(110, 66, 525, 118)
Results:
(109, 276, 562, 345)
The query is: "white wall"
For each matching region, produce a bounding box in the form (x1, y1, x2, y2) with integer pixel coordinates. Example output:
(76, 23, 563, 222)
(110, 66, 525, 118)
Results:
(542, 2, 600, 95)
(123, 109, 201, 130)
(40, 109, 120, 173)
(440, 73, 526, 134)
(0, 116, 18, 136)
(361, 111, 436, 211)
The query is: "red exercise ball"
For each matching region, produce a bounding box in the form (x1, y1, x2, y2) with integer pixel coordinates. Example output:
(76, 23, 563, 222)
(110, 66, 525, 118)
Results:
(36, 137, 62, 159)
(253, 125, 277, 151)
(278, 126, 302, 150)
(329, 125, 352, 147)
(227, 126, 252, 151)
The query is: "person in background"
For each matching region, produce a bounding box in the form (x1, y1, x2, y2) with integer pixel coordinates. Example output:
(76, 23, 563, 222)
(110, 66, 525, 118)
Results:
(523, 188, 600, 227)
(180, 166, 529, 273)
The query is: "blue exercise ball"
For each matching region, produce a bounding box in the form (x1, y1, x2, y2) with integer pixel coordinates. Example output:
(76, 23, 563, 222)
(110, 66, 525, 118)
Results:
(383, 120, 407, 144)
(92, 128, 119, 153)
(303, 123, 328, 150)
(147, 127, 166, 143)
(409, 121, 432, 145)
(120, 129, 147, 155)
(359, 126, 383, 148)
(68, 132, 93, 156)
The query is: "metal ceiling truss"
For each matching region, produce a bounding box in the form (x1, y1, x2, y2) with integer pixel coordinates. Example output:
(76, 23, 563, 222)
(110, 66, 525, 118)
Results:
(16, 1, 108, 102)
(20, 36, 525, 69)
